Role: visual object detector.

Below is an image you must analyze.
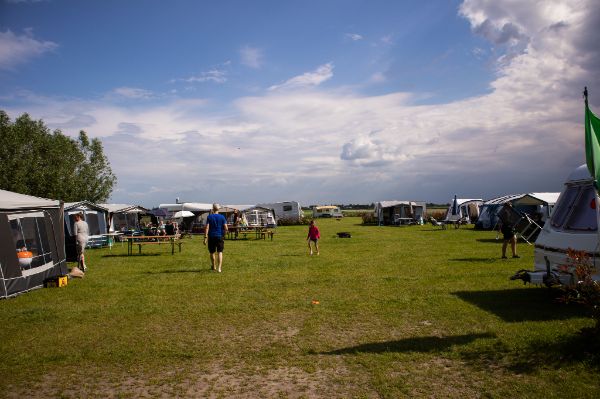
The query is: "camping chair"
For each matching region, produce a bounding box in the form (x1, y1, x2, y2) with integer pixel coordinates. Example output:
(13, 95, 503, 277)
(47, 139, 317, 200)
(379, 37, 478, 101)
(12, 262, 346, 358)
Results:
(429, 217, 446, 230)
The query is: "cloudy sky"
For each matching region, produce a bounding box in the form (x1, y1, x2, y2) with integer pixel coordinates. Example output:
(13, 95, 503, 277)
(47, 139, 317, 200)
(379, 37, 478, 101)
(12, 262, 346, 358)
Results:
(1, 0, 599, 207)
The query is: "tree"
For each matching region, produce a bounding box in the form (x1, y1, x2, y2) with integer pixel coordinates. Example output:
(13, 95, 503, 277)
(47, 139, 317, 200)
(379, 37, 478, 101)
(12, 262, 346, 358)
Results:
(0, 111, 117, 202)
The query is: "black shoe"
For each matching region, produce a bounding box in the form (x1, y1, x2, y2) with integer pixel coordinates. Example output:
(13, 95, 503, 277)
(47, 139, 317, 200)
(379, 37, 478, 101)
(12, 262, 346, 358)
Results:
(501, 256, 507, 259)
(513, 255, 520, 258)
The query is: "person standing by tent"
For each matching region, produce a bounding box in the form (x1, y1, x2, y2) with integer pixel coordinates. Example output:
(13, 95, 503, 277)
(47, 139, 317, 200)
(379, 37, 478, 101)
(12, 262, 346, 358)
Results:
(73, 213, 89, 272)
(306, 220, 320, 255)
(203, 203, 228, 272)
(232, 209, 242, 239)
(498, 203, 519, 259)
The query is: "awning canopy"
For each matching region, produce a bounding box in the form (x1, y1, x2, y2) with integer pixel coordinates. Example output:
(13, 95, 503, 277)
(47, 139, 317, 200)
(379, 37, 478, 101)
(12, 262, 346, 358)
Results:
(512, 193, 560, 207)
(0, 189, 60, 210)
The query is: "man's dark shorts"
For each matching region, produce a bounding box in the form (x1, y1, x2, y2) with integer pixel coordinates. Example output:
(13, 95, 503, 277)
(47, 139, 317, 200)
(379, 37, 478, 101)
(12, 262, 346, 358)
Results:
(208, 236, 224, 253)
(501, 226, 515, 240)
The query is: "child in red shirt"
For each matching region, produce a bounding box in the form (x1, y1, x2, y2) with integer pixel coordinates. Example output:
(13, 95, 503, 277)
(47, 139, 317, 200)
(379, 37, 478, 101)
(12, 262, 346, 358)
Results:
(306, 220, 320, 255)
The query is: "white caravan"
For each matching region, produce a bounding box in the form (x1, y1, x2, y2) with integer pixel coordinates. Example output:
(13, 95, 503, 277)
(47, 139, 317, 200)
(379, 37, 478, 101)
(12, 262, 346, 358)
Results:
(257, 201, 302, 222)
(312, 205, 343, 219)
(529, 165, 600, 285)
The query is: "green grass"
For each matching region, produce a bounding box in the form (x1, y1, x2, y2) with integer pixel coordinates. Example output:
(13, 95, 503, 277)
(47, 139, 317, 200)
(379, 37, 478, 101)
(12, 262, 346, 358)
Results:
(1, 218, 599, 398)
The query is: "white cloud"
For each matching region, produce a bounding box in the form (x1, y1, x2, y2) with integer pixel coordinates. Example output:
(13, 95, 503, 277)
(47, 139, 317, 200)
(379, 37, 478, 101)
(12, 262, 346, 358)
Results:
(240, 46, 263, 69)
(0, 29, 58, 70)
(171, 69, 227, 84)
(380, 35, 394, 45)
(345, 33, 363, 41)
(112, 87, 155, 99)
(268, 63, 334, 91)
(369, 72, 386, 83)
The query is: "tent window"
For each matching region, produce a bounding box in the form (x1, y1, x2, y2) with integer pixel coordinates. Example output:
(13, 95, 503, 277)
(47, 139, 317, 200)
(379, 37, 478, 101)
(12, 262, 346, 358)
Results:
(85, 213, 102, 235)
(551, 186, 580, 229)
(113, 213, 138, 231)
(9, 214, 53, 271)
(564, 185, 598, 231)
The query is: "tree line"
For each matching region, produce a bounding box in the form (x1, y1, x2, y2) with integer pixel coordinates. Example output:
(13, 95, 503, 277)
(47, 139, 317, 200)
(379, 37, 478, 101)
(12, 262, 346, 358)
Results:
(0, 110, 116, 203)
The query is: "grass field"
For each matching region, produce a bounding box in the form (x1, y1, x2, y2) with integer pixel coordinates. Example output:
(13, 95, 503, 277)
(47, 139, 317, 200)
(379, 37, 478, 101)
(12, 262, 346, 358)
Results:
(1, 217, 599, 398)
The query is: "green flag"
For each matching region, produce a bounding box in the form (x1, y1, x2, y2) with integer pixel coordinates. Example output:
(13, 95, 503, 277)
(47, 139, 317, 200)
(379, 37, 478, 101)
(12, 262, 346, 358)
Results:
(585, 103, 600, 190)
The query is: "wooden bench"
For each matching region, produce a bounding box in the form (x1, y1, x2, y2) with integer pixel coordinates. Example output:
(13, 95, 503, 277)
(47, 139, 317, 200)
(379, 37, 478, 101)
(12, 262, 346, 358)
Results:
(126, 235, 183, 255)
(260, 230, 275, 240)
(134, 240, 183, 255)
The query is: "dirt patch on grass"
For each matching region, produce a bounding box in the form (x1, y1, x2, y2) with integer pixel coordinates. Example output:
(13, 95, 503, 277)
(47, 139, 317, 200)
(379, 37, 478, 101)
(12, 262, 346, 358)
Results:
(5, 360, 371, 398)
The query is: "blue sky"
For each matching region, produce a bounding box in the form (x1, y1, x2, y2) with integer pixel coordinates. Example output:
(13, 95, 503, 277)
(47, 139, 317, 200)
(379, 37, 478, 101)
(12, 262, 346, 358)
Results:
(1, 0, 599, 207)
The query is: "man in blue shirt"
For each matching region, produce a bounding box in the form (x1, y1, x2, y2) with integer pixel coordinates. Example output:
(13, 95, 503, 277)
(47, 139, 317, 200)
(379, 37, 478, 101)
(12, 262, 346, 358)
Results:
(204, 203, 228, 272)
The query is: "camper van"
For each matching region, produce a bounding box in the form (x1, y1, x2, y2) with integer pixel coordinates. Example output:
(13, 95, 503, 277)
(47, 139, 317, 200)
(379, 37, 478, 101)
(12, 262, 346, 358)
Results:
(257, 201, 302, 222)
(528, 165, 600, 285)
(312, 205, 343, 219)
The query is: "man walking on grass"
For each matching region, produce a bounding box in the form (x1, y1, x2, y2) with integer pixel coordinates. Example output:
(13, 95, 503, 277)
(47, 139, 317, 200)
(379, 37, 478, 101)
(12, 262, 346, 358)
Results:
(203, 203, 228, 272)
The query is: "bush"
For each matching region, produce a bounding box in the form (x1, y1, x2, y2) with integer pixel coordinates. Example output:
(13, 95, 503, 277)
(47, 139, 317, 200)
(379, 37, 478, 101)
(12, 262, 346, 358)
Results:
(429, 210, 447, 221)
(557, 248, 600, 335)
(277, 217, 310, 226)
(361, 213, 377, 225)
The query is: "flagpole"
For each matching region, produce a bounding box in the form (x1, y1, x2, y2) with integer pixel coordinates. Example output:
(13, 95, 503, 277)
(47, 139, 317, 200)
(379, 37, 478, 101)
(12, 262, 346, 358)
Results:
(586, 87, 600, 267)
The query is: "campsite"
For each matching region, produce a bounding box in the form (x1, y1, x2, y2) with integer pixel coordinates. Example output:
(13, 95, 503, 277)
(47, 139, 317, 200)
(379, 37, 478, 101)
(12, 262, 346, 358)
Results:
(3, 1, 600, 397)
(1, 216, 598, 398)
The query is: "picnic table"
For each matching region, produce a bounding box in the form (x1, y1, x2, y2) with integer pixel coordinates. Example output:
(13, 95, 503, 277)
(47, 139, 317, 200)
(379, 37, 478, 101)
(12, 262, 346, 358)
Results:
(125, 235, 183, 255)
(227, 226, 275, 240)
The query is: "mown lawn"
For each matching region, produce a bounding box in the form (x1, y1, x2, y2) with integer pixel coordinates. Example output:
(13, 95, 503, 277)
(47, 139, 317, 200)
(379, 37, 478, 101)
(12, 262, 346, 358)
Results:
(1, 217, 598, 398)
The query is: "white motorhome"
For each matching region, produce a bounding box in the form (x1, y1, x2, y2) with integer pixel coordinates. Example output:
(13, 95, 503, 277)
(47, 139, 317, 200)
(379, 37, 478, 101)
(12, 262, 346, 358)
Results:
(312, 205, 343, 219)
(529, 165, 600, 285)
(257, 201, 302, 222)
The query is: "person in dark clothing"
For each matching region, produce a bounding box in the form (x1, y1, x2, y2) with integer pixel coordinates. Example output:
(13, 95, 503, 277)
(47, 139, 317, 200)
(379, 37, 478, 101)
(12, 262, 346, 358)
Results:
(203, 203, 228, 272)
(498, 203, 519, 259)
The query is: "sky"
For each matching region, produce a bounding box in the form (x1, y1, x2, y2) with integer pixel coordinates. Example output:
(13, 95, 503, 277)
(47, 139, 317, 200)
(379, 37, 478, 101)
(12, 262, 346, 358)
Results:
(1, 0, 599, 208)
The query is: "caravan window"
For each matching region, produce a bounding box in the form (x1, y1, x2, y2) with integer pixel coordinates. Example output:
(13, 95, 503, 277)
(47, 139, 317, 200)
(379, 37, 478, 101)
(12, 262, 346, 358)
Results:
(564, 185, 597, 231)
(283, 205, 292, 212)
(9, 212, 54, 272)
(551, 185, 598, 231)
(550, 186, 579, 228)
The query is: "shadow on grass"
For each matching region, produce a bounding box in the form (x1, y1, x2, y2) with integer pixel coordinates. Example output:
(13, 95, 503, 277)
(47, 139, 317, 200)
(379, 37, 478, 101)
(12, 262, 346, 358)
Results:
(476, 238, 502, 244)
(318, 332, 496, 355)
(459, 331, 600, 373)
(102, 254, 161, 257)
(453, 288, 589, 322)
(144, 269, 210, 274)
(449, 257, 501, 262)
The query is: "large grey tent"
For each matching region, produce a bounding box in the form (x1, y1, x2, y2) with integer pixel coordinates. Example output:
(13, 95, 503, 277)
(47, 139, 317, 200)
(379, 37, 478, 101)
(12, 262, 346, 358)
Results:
(0, 189, 67, 298)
